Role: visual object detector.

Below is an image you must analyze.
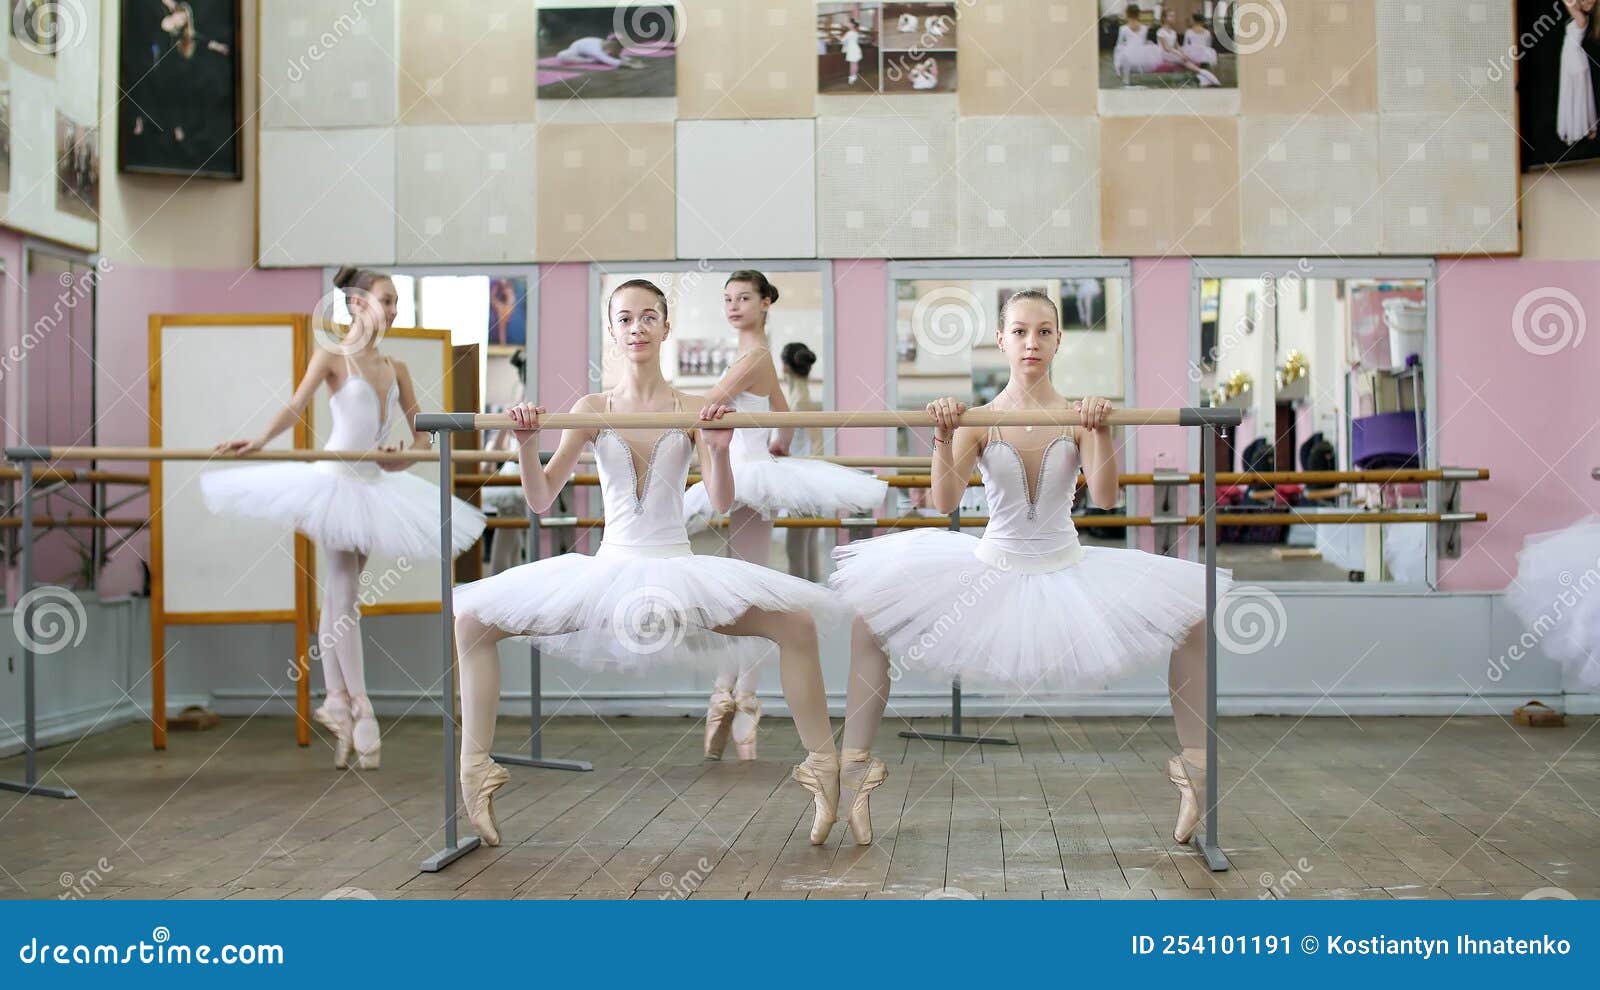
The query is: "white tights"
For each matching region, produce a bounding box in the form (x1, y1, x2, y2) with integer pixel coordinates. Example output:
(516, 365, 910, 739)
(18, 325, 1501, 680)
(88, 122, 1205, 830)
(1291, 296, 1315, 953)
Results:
(712, 506, 774, 695)
(318, 549, 369, 702)
(457, 605, 837, 766)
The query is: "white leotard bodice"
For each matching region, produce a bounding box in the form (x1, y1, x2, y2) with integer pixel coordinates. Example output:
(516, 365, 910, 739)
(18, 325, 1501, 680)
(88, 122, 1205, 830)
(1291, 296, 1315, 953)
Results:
(592, 392, 695, 552)
(974, 423, 1086, 574)
(726, 390, 778, 465)
(320, 357, 401, 480)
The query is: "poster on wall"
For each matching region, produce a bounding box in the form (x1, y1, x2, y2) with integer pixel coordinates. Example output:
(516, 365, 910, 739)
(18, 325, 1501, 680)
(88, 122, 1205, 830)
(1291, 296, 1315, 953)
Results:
(487, 277, 529, 353)
(55, 112, 97, 221)
(1098, 1, 1236, 92)
(118, 0, 242, 179)
(817, 2, 956, 94)
(1517, 0, 1600, 169)
(536, 3, 678, 100)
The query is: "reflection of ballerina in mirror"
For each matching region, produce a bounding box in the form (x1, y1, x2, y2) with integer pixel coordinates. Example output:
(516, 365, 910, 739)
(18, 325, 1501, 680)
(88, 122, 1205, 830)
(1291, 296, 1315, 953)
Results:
(1558, 0, 1598, 145)
(1156, 9, 1220, 86)
(1072, 278, 1102, 328)
(1182, 14, 1219, 67)
(842, 20, 864, 85)
(909, 57, 939, 90)
(556, 35, 646, 69)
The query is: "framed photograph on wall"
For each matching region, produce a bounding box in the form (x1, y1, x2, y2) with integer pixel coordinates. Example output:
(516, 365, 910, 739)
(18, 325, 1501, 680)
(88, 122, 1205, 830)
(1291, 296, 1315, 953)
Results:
(536, 4, 678, 100)
(118, 0, 243, 179)
(55, 112, 98, 220)
(1517, 0, 1600, 169)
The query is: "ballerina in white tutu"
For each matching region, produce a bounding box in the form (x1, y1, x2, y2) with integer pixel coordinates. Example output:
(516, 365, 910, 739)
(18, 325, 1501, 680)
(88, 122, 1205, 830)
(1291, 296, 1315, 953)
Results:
(1507, 515, 1600, 689)
(828, 290, 1235, 846)
(684, 271, 887, 763)
(1181, 13, 1219, 68)
(203, 266, 487, 771)
(1557, 0, 1598, 146)
(450, 279, 861, 847)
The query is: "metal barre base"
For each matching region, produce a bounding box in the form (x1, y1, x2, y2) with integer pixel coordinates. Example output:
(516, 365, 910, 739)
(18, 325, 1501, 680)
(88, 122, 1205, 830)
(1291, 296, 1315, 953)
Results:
(420, 836, 481, 873)
(492, 753, 593, 772)
(897, 729, 1016, 746)
(1197, 839, 1230, 872)
(0, 779, 77, 799)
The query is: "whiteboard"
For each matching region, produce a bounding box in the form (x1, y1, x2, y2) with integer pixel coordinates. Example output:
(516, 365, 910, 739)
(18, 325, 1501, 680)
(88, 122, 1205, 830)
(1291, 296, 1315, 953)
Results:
(160, 321, 301, 614)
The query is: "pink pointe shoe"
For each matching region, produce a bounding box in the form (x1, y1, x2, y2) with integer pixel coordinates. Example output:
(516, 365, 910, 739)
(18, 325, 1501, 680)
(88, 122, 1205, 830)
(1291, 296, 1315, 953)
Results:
(841, 749, 888, 845)
(791, 750, 840, 845)
(350, 695, 380, 770)
(704, 688, 736, 760)
(461, 758, 512, 846)
(732, 693, 761, 761)
(312, 694, 354, 769)
(1167, 753, 1208, 845)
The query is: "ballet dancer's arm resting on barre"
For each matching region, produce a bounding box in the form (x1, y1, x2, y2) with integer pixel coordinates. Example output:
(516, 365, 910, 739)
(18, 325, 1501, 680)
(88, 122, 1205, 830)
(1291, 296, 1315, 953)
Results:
(925, 397, 983, 515)
(1074, 396, 1119, 509)
(214, 347, 335, 457)
(379, 360, 430, 472)
(691, 397, 737, 513)
(503, 396, 596, 513)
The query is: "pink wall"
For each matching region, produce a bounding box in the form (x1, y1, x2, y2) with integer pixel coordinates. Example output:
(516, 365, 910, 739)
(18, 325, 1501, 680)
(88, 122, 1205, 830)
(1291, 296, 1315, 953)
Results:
(90, 264, 325, 596)
(535, 262, 593, 553)
(830, 259, 888, 457)
(1434, 259, 1600, 591)
(1130, 259, 1196, 552)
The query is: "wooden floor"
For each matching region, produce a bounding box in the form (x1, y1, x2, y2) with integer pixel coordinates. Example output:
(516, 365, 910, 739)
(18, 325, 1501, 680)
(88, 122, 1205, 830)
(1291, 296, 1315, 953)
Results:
(3, 714, 1597, 900)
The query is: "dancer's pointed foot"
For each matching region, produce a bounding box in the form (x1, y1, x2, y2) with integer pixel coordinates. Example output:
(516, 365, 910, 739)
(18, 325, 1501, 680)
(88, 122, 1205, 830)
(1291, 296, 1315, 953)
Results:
(312, 692, 353, 769)
(840, 749, 888, 845)
(732, 692, 761, 761)
(792, 750, 840, 845)
(704, 688, 736, 760)
(1167, 751, 1208, 844)
(461, 758, 512, 846)
(351, 695, 380, 770)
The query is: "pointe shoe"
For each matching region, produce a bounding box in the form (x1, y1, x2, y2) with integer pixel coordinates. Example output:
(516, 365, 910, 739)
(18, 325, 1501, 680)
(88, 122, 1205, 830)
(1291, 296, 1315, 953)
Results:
(732, 693, 761, 761)
(461, 758, 512, 847)
(1167, 753, 1208, 845)
(312, 695, 353, 769)
(840, 749, 888, 845)
(791, 750, 840, 845)
(351, 695, 381, 770)
(704, 688, 736, 760)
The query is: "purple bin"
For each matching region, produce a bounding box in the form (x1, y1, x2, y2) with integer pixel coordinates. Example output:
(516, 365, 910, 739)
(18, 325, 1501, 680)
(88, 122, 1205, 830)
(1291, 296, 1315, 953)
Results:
(1351, 412, 1423, 469)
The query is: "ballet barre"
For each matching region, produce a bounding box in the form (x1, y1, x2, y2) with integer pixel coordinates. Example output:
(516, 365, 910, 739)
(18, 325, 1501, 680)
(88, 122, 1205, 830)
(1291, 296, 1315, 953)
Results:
(416, 406, 1242, 874)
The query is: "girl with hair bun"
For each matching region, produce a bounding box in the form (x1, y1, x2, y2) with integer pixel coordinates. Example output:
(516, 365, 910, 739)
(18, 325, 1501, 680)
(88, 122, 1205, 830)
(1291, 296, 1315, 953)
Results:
(826, 289, 1235, 847)
(684, 270, 888, 763)
(202, 266, 486, 772)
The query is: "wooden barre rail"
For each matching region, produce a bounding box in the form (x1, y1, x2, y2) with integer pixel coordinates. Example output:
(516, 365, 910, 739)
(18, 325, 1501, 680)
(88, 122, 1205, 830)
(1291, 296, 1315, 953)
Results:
(0, 467, 150, 485)
(417, 407, 1245, 432)
(454, 467, 1489, 488)
(485, 511, 1486, 530)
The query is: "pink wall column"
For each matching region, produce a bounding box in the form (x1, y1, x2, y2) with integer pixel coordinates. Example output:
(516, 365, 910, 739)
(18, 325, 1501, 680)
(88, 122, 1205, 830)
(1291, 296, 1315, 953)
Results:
(535, 263, 592, 554)
(1434, 259, 1600, 592)
(1130, 258, 1196, 552)
(830, 259, 888, 457)
(88, 264, 326, 597)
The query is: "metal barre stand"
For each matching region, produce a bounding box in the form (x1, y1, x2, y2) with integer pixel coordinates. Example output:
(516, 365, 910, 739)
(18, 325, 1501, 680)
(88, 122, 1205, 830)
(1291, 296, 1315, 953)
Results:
(417, 408, 1239, 872)
(490, 500, 590, 773)
(898, 508, 1016, 748)
(0, 449, 78, 800)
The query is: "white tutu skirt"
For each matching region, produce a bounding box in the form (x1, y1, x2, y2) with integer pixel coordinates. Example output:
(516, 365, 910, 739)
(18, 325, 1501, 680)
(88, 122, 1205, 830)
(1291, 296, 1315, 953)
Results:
(1506, 516, 1600, 687)
(201, 462, 486, 559)
(684, 458, 887, 532)
(453, 543, 843, 673)
(830, 529, 1232, 687)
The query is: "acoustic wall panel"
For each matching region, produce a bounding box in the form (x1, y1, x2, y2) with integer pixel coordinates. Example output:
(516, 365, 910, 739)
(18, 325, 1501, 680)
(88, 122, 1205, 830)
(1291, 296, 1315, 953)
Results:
(675, 119, 816, 258)
(260, 0, 399, 129)
(1376, 0, 1515, 115)
(677, 0, 816, 118)
(1099, 116, 1240, 255)
(259, 128, 397, 266)
(396, 125, 537, 263)
(957, 115, 1100, 256)
(816, 113, 959, 258)
(399, 0, 537, 124)
(1240, 0, 1378, 115)
(1240, 114, 1380, 255)
(535, 123, 675, 261)
(958, 0, 1097, 116)
(1379, 111, 1518, 253)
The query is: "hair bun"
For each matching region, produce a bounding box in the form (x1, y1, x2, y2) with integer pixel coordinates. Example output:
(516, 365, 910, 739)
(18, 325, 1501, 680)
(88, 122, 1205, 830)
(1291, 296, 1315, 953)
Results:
(781, 341, 816, 377)
(332, 265, 361, 289)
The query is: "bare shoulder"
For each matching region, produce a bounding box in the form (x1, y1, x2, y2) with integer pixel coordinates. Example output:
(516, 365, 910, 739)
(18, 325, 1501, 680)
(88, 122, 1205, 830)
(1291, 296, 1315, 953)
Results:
(678, 390, 712, 414)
